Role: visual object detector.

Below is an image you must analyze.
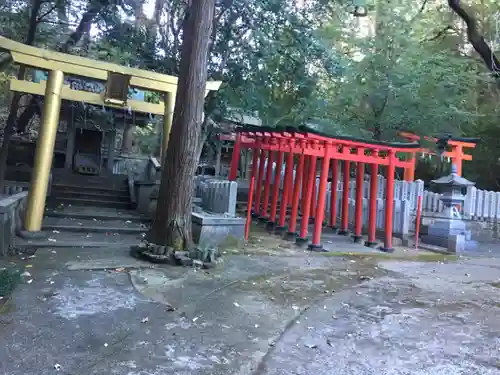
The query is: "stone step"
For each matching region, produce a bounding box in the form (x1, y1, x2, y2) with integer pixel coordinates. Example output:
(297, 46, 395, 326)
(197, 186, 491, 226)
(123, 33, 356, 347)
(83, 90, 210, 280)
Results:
(14, 231, 144, 249)
(50, 190, 130, 203)
(51, 183, 129, 195)
(42, 223, 147, 234)
(44, 208, 150, 223)
(42, 216, 149, 234)
(53, 180, 128, 191)
(48, 197, 131, 209)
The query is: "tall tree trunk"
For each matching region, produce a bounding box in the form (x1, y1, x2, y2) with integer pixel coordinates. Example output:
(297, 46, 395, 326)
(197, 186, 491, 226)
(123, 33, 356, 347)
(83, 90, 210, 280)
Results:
(0, 0, 42, 189)
(147, 0, 216, 251)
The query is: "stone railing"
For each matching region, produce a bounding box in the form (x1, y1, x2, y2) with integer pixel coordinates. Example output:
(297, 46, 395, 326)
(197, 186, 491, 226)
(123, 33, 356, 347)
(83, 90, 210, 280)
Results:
(0, 191, 28, 256)
(144, 155, 161, 182)
(1, 172, 52, 197)
(194, 177, 238, 217)
(1, 181, 28, 196)
(113, 154, 149, 180)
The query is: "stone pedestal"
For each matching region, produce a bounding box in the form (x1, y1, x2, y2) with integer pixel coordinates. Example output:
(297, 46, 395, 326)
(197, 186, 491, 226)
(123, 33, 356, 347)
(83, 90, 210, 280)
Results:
(421, 165, 477, 253)
(192, 212, 245, 249)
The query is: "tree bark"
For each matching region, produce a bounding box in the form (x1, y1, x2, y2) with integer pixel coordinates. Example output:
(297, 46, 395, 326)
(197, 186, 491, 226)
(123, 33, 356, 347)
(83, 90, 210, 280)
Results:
(147, 0, 216, 251)
(448, 0, 500, 77)
(0, 0, 42, 190)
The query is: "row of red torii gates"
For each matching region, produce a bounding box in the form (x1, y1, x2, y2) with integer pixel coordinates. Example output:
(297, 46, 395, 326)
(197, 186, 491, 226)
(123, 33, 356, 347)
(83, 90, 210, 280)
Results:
(226, 125, 476, 252)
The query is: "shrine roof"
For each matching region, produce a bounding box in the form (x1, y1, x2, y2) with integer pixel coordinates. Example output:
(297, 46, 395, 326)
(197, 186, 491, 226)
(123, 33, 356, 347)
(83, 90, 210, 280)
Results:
(236, 125, 421, 149)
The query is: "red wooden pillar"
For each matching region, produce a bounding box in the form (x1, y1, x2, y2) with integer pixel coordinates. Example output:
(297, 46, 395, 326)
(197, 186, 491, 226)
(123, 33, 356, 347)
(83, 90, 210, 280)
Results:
(381, 150, 396, 252)
(245, 145, 260, 240)
(309, 167, 317, 220)
(296, 155, 317, 245)
(267, 151, 283, 229)
(229, 133, 241, 181)
(453, 144, 463, 176)
(286, 153, 304, 240)
(329, 159, 339, 229)
(338, 160, 351, 235)
(403, 154, 415, 182)
(310, 155, 330, 250)
(253, 149, 266, 217)
(259, 150, 274, 220)
(276, 151, 294, 233)
(286, 156, 295, 206)
(352, 162, 364, 243)
(365, 163, 379, 247)
(300, 157, 310, 216)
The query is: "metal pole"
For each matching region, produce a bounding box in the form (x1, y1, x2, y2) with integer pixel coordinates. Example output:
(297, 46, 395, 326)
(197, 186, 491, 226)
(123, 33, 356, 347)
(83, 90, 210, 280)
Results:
(24, 70, 64, 232)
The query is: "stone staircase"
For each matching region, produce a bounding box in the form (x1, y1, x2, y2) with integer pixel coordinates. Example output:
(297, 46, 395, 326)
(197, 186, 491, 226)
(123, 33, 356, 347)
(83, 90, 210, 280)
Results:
(49, 172, 131, 210)
(15, 172, 150, 250)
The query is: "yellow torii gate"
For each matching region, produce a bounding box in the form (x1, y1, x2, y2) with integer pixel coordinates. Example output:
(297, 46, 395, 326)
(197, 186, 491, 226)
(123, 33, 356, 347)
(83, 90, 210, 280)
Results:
(0, 36, 222, 235)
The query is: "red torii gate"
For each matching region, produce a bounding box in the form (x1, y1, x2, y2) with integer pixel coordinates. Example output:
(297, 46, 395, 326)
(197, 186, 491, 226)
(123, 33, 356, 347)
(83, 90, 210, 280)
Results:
(228, 125, 421, 252)
(397, 131, 479, 180)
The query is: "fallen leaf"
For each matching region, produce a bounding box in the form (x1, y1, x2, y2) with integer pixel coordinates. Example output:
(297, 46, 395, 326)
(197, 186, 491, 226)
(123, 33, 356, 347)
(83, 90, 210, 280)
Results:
(141, 317, 149, 323)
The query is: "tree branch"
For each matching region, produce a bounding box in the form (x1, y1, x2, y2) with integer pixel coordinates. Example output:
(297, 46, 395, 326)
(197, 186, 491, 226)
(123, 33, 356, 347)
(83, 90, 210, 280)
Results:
(421, 25, 455, 43)
(448, 0, 500, 77)
(36, 4, 58, 22)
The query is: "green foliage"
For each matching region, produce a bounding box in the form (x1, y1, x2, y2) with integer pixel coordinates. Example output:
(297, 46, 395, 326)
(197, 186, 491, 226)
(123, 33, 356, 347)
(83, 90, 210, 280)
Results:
(2, 0, 500, 188)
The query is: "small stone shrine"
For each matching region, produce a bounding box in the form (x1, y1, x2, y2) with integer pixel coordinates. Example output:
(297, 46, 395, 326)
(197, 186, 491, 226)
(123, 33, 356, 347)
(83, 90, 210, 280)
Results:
(422, 165, 477, 252)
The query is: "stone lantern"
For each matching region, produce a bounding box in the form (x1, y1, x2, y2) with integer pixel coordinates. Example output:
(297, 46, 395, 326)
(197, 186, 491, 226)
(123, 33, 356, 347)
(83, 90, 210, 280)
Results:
(422, 165, 477, 252)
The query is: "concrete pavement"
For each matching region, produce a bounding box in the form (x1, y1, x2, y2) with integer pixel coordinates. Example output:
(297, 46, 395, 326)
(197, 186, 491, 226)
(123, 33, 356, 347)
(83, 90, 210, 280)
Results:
(1, 234, 499, 375)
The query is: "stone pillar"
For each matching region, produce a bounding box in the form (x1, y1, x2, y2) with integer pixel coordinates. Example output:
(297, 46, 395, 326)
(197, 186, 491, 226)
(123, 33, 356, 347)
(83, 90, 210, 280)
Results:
(24, 70, 64, 233)
(106, 130, 117, 173)
(215, 141, 222, 176)
(65, 122, 75, 170)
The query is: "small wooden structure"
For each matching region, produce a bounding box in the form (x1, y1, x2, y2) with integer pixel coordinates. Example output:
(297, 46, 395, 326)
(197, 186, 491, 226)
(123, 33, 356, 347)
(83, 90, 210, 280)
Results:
(229, 126, 421, 252)
(0, 36, 221, 233)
